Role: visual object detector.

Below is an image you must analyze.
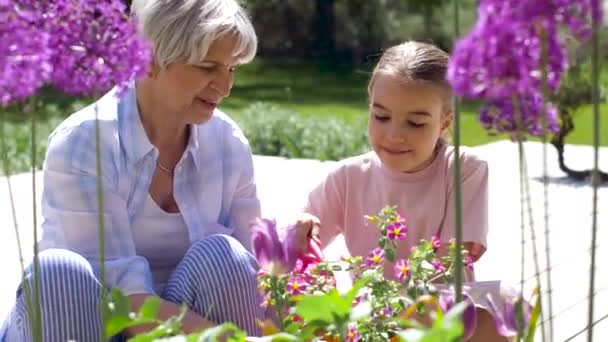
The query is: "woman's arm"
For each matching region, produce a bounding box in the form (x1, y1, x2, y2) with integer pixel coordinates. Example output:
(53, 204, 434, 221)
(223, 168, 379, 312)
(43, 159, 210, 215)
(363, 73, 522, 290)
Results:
(125, 294, 214, 336)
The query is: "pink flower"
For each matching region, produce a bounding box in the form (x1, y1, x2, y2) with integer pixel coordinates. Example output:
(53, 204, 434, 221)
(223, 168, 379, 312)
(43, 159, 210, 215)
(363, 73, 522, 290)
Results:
(374, 306, 393, 319)
(395, 213, 406, 223)
(287, 277, 307, 296)
(465, 255, 475, 271)
(346, 324, 360, 342)
(431, 235, 441, 248)
(394, 259, 411, 281)
(432, 258, 446, 272)
(352, 290, 369, 307)
(387, 221, 407, 240)
(364, 248, 385, 267)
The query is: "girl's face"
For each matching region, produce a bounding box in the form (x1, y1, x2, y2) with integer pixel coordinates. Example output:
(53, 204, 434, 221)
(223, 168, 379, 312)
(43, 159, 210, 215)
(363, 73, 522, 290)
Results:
(368, 74, 452, 173)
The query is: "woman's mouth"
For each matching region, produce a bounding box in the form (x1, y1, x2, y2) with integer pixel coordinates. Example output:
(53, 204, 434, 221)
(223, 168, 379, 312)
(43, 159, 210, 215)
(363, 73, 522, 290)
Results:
(197, 98, 218, 110)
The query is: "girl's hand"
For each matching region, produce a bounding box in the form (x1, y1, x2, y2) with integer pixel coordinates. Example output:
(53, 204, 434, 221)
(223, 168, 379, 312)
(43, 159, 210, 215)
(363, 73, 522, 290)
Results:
(289, 213, 322, 255)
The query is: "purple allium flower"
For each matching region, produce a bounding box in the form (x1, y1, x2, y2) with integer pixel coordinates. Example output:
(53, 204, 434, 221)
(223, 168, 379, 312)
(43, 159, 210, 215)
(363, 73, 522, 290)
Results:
(364, 248, 385, 268)
(251, 218, 298, 275)
(447, 0, 604, 139)
(448, 16, 567, 100)
(0, 1, 52, 106)
(345, 324, 360, 342)
(439, 290, 478, 341)
(42, 0, 151, 95)
(387, 221, 407, 240)
(3, 0, 151, 102)
(394, 258, 411, 281)
(479, 92, 559, 137)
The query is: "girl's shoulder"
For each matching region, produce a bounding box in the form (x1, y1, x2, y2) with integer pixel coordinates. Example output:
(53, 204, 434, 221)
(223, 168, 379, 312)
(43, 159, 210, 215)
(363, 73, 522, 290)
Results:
(442, 144, 489, 185)
(444, 144, 489, 173)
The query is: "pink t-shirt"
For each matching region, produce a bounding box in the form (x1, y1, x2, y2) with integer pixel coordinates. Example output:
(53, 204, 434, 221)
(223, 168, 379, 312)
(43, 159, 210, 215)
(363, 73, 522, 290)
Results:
(305, 142, 489, 265)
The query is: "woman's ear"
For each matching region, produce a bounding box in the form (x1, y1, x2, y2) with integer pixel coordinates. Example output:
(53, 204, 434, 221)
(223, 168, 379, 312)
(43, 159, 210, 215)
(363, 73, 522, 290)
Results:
(147, 62, 160, 79)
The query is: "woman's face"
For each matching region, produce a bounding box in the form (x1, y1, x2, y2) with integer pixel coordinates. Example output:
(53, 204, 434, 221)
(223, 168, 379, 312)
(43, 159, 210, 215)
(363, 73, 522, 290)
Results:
(150, 34, 242, 125)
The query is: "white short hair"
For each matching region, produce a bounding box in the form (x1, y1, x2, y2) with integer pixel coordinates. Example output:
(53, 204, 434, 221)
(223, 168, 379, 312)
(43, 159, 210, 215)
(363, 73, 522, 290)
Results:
(131, 0, 257, 68)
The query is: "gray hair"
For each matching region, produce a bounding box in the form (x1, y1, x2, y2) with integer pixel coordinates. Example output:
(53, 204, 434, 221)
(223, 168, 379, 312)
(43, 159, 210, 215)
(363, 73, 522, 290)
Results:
(131, 0, 257, 68)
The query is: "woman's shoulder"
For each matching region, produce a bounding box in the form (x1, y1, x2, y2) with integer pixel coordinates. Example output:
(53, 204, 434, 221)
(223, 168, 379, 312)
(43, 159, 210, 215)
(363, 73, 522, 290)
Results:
(45, 90, 121, 168)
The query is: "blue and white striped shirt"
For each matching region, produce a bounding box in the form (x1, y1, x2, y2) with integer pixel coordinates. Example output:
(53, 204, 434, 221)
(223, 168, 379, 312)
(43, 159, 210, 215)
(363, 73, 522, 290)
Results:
(39, 83, 260, 295)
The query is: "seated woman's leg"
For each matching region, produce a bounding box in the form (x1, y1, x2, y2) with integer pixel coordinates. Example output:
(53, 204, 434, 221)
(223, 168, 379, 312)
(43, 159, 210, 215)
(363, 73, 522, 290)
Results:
(2, 249, 122, 342)
(162, 234, 264, 336)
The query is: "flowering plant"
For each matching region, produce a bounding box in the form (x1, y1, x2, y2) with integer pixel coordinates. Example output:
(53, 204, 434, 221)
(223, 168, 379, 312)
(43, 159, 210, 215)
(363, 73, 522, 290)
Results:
(250, 206, 539, 341)
(102, 205, 541, 341)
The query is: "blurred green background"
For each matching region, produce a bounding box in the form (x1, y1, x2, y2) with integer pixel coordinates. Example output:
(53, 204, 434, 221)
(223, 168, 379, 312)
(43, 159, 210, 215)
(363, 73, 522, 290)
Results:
(2, 0, 606, 175)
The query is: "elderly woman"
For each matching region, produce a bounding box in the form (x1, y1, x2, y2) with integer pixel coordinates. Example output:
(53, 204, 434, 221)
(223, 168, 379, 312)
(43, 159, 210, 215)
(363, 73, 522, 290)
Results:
(2, 0, 264, 340)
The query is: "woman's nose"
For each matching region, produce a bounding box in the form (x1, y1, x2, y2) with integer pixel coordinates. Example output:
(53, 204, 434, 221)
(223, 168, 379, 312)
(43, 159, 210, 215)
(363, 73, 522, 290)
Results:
(211, 71, 233, 98)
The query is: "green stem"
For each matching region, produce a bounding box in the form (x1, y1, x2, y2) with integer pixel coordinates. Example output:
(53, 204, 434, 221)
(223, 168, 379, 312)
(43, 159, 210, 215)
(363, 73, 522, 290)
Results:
(538, 24, 554, 342)
(29, 97, 42, 342)
(1, 111, 26, 278)
(512, 97, 526, 342)
(452, 0, 463, 303)
(95, 102, 108, 341)
(587, 12, 601, 342)
(270, 276, 285, 330)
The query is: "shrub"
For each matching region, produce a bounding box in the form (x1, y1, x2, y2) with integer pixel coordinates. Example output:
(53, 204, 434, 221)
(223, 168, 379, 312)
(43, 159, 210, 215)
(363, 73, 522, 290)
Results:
(232, 102, 369, 161)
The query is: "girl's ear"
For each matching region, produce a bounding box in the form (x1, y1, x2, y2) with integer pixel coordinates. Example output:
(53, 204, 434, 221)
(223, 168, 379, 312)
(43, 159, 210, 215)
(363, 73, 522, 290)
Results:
(441, 111, 453, 133)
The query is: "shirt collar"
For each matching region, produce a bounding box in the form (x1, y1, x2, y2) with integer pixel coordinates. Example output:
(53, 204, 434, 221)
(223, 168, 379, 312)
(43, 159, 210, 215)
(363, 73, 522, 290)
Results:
(118, 82, 201, 170)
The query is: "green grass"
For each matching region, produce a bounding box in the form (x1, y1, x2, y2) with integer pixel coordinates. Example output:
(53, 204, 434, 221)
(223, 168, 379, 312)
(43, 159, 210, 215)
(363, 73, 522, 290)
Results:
(222, 59, 607, 146)
(1, 59, 606, 175)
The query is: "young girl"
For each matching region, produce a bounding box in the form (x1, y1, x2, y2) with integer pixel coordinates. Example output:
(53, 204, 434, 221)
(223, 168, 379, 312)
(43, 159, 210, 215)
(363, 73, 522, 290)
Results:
(295, 41, 502, 341)
(303, 41, 488, 268)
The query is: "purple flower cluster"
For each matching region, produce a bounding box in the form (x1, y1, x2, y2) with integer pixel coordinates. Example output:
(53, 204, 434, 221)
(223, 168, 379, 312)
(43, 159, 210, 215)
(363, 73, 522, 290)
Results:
(0, 0, 151, 106)
(448, 0, 602, 138)
(0, 0, 52, 106)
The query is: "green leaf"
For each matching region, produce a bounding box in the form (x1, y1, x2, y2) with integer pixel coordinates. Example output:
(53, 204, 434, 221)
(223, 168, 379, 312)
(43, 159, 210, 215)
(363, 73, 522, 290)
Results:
(106, 287, 131, 317)
(386, 248, 396, 262)
(196, 323, 245, 342)
(139, 296, 161, 321)
(106, 316, 135, 338)
(525, 293, 542, 342)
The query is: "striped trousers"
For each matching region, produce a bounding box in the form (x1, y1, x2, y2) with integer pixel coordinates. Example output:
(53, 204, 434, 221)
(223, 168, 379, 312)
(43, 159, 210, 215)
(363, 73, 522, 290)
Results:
(1, 234, 264, 341)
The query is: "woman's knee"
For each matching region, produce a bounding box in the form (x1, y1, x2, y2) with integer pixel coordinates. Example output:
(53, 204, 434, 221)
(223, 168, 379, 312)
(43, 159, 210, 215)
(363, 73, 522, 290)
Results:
(188, 234, 258, 272)
(19, 248, 99, 297)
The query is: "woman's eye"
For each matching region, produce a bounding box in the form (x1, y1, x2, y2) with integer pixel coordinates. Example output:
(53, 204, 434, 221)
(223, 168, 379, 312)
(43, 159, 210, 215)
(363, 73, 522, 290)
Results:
(374, 114, 390, 122)
(228, 66, 238, 73)
(408, 121, 426, 128)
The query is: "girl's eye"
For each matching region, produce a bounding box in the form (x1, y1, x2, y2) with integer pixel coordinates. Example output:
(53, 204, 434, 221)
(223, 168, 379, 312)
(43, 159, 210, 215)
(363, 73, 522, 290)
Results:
(408, 121, 426, 128)
(228, 65, 238, 73)
(374, 114, 390, 122)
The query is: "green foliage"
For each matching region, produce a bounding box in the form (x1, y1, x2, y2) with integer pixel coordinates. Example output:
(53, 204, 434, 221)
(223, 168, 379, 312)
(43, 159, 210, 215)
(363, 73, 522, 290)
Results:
(232, 102, 369, 161)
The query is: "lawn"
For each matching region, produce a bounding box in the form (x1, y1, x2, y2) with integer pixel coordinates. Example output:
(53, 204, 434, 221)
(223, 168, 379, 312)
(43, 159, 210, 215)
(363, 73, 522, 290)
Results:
(222, 60, 607, 147)
(1, 59, 606, 175)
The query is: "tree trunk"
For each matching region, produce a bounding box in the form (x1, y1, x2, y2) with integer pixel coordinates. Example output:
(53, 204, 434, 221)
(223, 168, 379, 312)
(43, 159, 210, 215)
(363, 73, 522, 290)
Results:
(550, 110, 608, 183)
(423, 2, 433, 38)
(311, 0, 336, 63)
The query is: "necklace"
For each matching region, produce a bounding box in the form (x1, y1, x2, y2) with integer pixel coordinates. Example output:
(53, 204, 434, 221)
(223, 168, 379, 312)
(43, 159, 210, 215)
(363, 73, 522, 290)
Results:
(156, 161, 174, 175)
